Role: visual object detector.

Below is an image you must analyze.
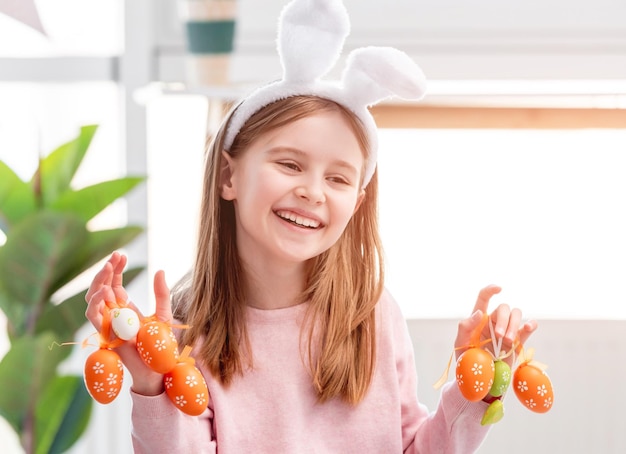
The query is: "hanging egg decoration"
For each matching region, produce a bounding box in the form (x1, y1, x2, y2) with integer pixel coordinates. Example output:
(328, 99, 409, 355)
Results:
(111, 306, 141, 341)
(455, 347, 495, 402)
(79, 298, 207, 416)
(84, 348, 124, 404)
(136, 320, 180, 374)
(164, 346, 209, 416)
(513, 361, 554, 413)
(488, 359, 512, 397)
(436, 310, 555, 425)
(481, 398, 505, 426)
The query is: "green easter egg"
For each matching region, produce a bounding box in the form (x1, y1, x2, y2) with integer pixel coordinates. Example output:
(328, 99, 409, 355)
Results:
(488, 360, 512, 397)
(481, 399, 505, 425)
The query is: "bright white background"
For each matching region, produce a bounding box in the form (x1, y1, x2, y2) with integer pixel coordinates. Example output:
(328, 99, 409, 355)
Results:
(144, 99, 626, 320)
(0, 0, 122, 56)
(378, 128, 626, 319)
(2, 0, 626, 452)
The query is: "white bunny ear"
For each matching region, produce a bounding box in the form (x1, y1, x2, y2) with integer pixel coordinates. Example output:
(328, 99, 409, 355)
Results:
(342, 47, 428, 107)
(224, 0, 429, 188)
(278, 0, 350, 82)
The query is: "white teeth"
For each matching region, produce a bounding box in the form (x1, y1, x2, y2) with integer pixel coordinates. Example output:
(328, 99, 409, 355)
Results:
(277, 211, 320, 228)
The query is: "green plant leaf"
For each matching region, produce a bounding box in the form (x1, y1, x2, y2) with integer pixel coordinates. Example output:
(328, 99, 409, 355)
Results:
(35, 375, 93, 454)
(52, 226, 144, 293)
(0, 333, 67, 433)
(36, 125, 98, 208)
(0, 288, 28, 338)
(0, 212, 87, 332)
(0, 124, 146, 453)
(50, 176, 145, 222)
(0, 160, 36, 231)
(47, 379, 93, 454)
(35, 266, 145, 341)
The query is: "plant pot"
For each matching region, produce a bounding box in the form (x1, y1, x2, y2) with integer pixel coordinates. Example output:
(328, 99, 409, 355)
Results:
(179, 0, 237, 86)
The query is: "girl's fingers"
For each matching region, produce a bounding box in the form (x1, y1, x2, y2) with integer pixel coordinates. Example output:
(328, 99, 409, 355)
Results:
(112, 282, 129, 306)
(85, 261, 113, 303)
(472, 285, 501, 315)
(489, 303, 511, 339)
(503, 307, 523, 344)
(153, 270, 173, 322)
(85, 301, 103, 332)
(110, 253, 129, 304)
(85, 253, 126, 303)
(111, 253, 128, 289)
(516, 320, 538, 352)
(454, 309, 483, 354)
(85, 286, 117, 332)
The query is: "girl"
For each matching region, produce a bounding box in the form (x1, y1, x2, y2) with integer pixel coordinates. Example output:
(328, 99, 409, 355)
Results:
(86, 1, 537, 452)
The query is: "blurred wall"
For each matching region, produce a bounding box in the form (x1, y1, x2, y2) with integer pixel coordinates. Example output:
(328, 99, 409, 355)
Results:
(155, 0, 626, 83)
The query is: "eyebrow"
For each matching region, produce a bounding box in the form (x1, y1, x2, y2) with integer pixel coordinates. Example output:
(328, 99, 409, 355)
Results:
(266, 147, 360, 175)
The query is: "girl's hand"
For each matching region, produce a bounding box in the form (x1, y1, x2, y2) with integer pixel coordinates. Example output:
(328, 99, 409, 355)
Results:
(85, 252, 174, 396)
(85, 252, 128, 331)
(454, 285, 537, 366)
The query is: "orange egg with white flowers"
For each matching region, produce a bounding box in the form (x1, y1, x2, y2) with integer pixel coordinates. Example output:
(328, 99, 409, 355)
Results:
(136, 320, 179, 374)
(164, 362, 209, 416)
(513, 362, 554, 413)
(84, 348, 124, 404)
(455, 347, 495, 402)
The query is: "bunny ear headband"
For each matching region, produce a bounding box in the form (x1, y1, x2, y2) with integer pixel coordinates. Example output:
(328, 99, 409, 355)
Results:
(223, 0, 428, 188)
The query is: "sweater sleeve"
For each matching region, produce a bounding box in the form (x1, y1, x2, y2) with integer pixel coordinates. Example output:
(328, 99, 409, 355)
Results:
(130, 391, 216, 454)
(406, 382, 491, 453)
(384, 292, 491, 453)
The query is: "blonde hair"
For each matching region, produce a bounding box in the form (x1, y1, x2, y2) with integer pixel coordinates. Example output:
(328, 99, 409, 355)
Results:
(172, 96, 384, 404)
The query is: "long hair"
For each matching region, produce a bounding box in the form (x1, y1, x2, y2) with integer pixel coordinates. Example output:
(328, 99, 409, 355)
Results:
(172, 96, 385, 404)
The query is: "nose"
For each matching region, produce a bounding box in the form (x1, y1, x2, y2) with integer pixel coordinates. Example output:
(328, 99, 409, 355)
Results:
(295, 178, 326, 205)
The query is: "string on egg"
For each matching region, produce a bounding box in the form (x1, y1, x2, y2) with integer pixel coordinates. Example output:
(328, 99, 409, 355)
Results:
(52, 298, 209, 416)
(433, 311, 554, 425)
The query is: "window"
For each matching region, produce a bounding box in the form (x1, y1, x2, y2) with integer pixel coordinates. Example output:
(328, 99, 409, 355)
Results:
(378, 127, 626, 319)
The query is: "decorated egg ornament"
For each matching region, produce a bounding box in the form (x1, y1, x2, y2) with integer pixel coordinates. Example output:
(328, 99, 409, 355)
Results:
(481, 398, 505, 426)
(78, 299, 209, 415)
(164, 346, 209, 416)
(489, 360, 512, 397)
(455, 348, 495, 402)
(136, 320, 179, 374)
(513, 357, 554, 413)
(437, 312, 554, 425)
(111, 306, 141, 341)
(84, 348, 123, 404)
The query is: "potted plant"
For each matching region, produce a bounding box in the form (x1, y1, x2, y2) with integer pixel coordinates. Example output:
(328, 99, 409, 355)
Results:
(0, 124, 145, 454)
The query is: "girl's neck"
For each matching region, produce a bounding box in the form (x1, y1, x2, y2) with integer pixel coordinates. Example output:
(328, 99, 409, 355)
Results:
(241, 257, 308, 310)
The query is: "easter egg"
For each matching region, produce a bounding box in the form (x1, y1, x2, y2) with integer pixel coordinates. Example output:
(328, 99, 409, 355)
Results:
(455, 348, 495, 402)
(84, 348, 124, 404)
(488, 360, 512, 397)
(481, 398, 505, 426)
(136, 320, 179, 374)
(513, 362, 554, 413)
(111, 307, 141, 341)
(164, 362, 209, 416)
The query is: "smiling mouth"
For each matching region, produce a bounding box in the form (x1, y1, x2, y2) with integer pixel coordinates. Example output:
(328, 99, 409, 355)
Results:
(275, 210, 322, 229)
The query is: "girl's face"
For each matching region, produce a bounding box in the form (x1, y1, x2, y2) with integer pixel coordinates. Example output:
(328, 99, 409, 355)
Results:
(221, 110, 365, 267)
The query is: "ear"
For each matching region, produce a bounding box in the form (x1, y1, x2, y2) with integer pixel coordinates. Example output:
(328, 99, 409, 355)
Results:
(220, 151, 236, 201)
(353, 189, 366, 214)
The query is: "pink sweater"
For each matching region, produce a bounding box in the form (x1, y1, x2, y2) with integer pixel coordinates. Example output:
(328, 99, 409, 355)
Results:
(131, 290, 490, 453)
